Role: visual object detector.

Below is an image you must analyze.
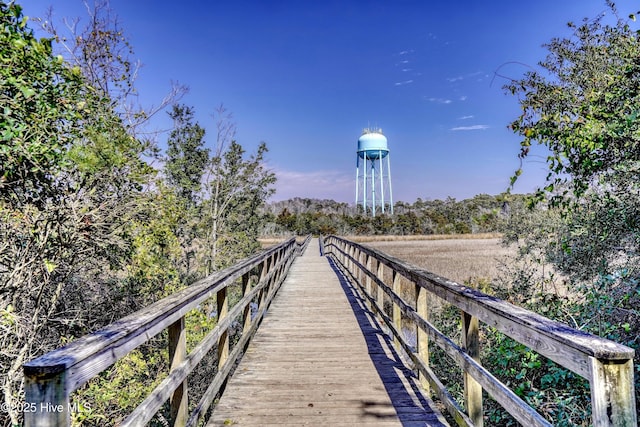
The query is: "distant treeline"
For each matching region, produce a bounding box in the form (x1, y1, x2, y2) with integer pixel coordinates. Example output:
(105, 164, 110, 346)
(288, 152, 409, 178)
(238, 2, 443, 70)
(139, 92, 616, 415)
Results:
(262, 193, 525, 236)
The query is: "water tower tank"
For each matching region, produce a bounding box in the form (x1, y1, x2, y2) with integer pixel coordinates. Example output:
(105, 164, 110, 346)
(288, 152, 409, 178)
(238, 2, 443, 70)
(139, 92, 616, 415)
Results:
(357, 130, 388, 159)
(355, 127, 393, 217)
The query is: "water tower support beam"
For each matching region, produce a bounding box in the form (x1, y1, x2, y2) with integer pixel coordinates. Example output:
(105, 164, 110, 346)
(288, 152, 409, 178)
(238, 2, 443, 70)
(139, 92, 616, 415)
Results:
(387, 154, 394, 214)
(363, 156, 367, 213)
(371, 158, 376, 216)
(379, 151, 385, 214)
(355, 156, 360, 206)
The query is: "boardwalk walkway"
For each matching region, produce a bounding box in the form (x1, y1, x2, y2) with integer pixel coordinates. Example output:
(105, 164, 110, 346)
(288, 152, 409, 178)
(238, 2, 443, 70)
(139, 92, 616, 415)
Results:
(208, 239, 448, 426)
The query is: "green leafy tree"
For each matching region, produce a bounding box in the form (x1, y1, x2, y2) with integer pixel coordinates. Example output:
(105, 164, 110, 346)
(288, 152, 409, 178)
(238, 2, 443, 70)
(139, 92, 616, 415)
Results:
(0, 3, 159, 424)
(504, 2, 640, 278)
(0, 2, 82, 206)
(506, 1, 640, 204)
(165, 104, 209, 205)
(503, 2, 640, 416)
(164, 104, 209, 277)
(0, 5, 91, 424)
(203, 141, 276, 272)
(275, 208, 297, 231)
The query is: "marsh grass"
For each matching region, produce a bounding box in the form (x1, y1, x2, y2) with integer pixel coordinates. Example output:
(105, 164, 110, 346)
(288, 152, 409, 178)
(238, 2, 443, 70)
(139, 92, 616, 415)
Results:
(363, 237, 511, 285)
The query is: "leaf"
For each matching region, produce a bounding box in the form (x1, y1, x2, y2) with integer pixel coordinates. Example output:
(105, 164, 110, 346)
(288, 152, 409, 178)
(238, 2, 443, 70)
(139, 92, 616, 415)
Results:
(44, 259, 57, 273)
(20, 86, 36, 99)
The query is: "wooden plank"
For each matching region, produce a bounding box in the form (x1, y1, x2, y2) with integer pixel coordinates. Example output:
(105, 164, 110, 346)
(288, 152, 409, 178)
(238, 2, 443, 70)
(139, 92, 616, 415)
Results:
(209, 238, 448, 426)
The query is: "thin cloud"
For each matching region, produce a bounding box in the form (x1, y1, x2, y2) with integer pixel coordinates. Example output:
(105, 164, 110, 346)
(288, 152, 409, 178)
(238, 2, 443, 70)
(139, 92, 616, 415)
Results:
(458, 115, 474, 120)
(427, 97, 452, 104)
(447, 71, 483, 83)
(451, 124, 489, 131)
(395, 80, 414, 86)
(398, 49, 414, 55)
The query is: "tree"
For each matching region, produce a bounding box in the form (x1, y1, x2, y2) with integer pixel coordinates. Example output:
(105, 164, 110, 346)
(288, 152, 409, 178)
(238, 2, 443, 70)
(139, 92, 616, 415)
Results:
(503, 3, 640, 413)
(506, 1, 640, 205)
(165, 104, 209, 205)
(0, 5, 93, 424)
(275, 208, 297, 231)
(38, 0, 187, 134)
(504, 2, 640, 275)
(163, 104, 209, 277)
(0, 2, 82, 207)
(0, 3, 160, 424)
(203, 140, 276, 272)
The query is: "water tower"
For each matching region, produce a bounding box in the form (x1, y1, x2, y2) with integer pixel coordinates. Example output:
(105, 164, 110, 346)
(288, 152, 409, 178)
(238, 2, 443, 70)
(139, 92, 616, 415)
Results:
(355, 128, 393, 216)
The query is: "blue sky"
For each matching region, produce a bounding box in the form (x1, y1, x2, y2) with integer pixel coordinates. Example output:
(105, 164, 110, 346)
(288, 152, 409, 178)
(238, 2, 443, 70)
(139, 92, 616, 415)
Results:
(25, 0, 632, 203)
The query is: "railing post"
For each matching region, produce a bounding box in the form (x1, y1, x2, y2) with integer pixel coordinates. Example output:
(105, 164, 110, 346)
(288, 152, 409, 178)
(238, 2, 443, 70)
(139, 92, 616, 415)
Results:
(364, 253, 373, 304)
(416, 283, 430, 394)
(217, 286, 229, 370)
(376, 260, 384, 321)
(24, 370, 70, 427)
(392, 270, 402, 350)
(462, 311, 483, 426)
(358, 250, 371, 296)
(168, 316, 188, 426)
(589, 357, 637, 426)
(242, 272, 252, 336)
(259, 256, 272, 308)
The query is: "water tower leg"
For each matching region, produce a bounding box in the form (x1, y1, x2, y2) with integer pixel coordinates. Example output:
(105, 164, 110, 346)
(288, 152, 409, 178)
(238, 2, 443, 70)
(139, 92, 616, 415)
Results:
(363, 159, 367, 213)
(379, 152, 385, 214)
(371, 159, 376, 216)
(387, 154, 393, 214)
(355, 157, 360, 207)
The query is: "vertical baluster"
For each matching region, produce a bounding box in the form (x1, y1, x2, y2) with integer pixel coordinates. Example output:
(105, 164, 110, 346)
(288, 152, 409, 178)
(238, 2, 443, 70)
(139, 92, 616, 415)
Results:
(259, 256, 272, 308)
(365, 254, 373, 307)
(392, 270, 401, 349)
(462, 311, 482, 426)
(169, 317, 188, 426)
(376, 260, 384, 322)
(24, 370, 69, 427)
(217, 286, 229, 370)
(242, 272, 252, 337)
(415, 283, 430, 393)
(589, 357, 636, 427)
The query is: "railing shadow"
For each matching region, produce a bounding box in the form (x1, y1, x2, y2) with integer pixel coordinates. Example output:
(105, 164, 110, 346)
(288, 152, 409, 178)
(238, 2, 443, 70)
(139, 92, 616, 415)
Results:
(326, 257, 448, 426)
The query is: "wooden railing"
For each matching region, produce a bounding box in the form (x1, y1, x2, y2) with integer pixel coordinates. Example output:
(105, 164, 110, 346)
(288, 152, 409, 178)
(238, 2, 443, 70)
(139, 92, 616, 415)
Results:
(23, 236, 310, 427)
(322, 235, 637, 427)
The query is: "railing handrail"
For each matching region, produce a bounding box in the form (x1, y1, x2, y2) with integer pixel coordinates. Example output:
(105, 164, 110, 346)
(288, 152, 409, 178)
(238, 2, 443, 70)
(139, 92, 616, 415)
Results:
(296, 234, 312, 255)
(23, 236, 309, 427)
(323, 235, 636, 427)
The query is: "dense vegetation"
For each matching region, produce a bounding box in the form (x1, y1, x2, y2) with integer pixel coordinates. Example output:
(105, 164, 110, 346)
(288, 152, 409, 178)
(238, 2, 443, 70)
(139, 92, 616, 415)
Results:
(263, 193, 513, 236)
(0, 2, 274, 425)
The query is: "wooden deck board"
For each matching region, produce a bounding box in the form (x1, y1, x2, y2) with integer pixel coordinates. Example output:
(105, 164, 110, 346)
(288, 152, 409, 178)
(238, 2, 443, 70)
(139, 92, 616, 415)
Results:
(208, 238, 448, 426)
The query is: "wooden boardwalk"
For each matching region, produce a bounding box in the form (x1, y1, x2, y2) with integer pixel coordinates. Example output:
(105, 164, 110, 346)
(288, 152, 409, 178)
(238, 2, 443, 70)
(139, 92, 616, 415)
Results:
(208, 239, 448, 426)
